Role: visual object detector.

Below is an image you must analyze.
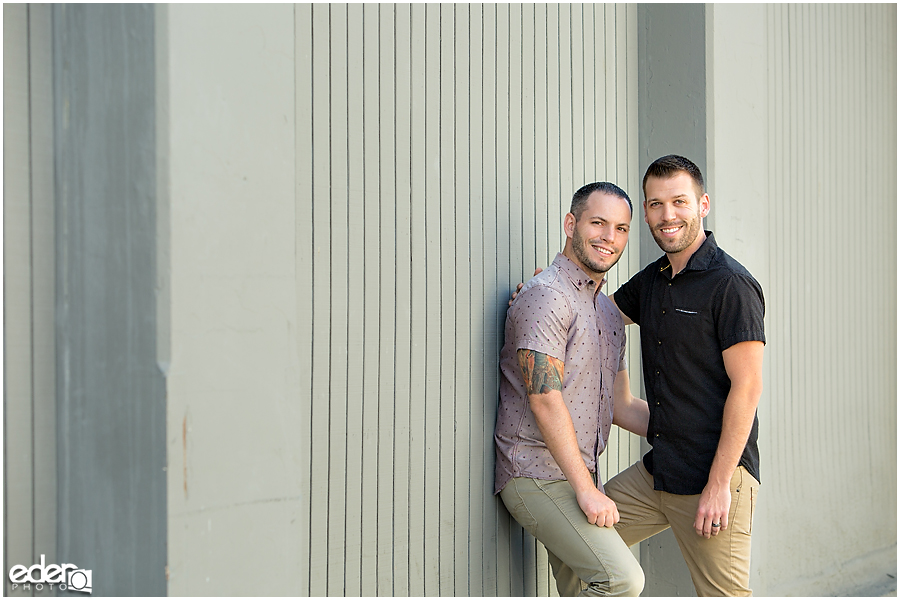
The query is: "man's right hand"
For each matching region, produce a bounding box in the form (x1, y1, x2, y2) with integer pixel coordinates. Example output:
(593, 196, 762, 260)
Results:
(576, 487, 620, 528)
(520, 347, 619, 529)
(509, 267, 545, 306)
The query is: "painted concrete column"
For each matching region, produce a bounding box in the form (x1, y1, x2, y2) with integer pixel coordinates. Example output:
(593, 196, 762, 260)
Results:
(53, 5, 166, 595)
(637, 3, 708, 596)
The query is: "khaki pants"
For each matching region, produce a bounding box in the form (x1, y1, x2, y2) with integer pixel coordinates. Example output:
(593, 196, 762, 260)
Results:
(605, 461, 759, 597)
(499, 477, 644, 597)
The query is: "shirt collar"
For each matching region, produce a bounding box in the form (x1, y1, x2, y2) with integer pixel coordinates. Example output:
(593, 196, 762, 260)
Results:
(659, 231, 718, 277)
(553, 252, 606, 292)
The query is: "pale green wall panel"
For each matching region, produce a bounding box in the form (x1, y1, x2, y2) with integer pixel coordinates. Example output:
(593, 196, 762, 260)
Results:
(4, 6, 37, 593)
(165, 3, 300, 595)
(288, 3, 641, 595)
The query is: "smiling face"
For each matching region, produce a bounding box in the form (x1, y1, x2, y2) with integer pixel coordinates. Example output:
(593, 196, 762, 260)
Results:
(563, 191, 632, 281)
(643, 171, 710, 256)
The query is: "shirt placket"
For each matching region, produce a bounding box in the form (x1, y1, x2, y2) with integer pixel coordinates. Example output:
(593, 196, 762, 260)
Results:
(582, 286, 605, 479)
(651, 270, 674, 439)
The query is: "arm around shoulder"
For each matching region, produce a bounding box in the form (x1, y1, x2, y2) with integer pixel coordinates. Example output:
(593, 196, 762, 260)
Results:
(608, 293, 634, 326)
(611, 368, 649, 437)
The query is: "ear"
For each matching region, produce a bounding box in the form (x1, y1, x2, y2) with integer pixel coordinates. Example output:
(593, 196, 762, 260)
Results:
(699, 194, 711, 218)
(564, 212, 576, 238)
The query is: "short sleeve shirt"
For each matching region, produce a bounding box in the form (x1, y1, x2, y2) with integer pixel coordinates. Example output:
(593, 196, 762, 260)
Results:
(494, 253, 627, 495)
(613, 232, 766, 494)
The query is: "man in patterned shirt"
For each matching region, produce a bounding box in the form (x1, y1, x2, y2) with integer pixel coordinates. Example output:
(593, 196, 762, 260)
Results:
(494, 182, 650, 596)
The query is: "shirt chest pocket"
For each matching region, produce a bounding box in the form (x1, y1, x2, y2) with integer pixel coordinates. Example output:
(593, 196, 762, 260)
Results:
(669, 305, 716, 345)
(596, 328, 623, 373)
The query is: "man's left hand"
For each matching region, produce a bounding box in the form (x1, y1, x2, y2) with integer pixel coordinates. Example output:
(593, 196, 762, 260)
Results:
(694, 483, 730, 538)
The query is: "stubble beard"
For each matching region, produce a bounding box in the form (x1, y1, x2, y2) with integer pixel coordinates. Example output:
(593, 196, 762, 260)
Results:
(571, 228, 619, 276)
(651, 211, 702, 255)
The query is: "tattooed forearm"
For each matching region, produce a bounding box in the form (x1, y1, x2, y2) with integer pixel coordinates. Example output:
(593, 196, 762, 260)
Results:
(517, 349, 564, 395)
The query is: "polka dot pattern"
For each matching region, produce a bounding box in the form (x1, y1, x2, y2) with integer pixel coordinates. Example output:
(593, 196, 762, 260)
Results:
(494, 253, 627, 494)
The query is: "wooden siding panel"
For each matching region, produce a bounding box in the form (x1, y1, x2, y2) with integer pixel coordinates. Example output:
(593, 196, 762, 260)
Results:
(407, 4, 427, 595)
(437, 5, 456, 594)
(521, 5, 537, 278)
(494, 9, 519, 594)
(570, 5, 586, 186)
(293, 3, 641, 594)
(466, 5, 487, 596)
(326, 6, 350, 594)
(375, 6, 399, 596)
(545, 5, 562, 255)
(480, 5, 503, 595)
(581, 4, 596, 187)
(533, 5, 550, 269)
(391, 6, 413, 595)
(359, 2, 381, 592)
(557, 4, 574, 204)
(308, 5, 332, 595)
(452, 6, 473, 596)
(343, 7, 365, 596)
(421, 5, 442, 595)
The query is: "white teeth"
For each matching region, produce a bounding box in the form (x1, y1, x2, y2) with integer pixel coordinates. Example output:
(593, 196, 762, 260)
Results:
(662, 227, 680, 233)
(594, 246, 613, 255)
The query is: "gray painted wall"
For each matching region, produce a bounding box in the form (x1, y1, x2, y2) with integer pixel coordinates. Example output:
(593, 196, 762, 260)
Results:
(53, 4, 166, 596)
(637, 4, 709, 267)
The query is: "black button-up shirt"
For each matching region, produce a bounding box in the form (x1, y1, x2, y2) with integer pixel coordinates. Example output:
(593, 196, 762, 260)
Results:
(614, 232, 765, 495)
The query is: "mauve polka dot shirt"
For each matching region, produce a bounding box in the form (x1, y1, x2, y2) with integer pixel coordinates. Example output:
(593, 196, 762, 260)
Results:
(494, 252, 626, 495)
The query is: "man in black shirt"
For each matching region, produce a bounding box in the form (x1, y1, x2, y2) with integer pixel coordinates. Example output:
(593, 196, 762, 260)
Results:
(607, 155, 765, 596)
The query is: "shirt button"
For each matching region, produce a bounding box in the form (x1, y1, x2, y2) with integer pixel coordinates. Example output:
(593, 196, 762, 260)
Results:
(657, 340, 662, 345)
(662, 309, 666, 314)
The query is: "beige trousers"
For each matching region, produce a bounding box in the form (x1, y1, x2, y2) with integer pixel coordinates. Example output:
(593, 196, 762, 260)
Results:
(499, 477, 644, 597)
(604, 461, 759, 596)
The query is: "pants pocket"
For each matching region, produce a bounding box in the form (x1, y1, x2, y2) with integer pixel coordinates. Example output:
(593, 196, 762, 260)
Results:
(748, 484, 757, 534)
(732, 468, 759, 535)
(501, 479, 540, 531)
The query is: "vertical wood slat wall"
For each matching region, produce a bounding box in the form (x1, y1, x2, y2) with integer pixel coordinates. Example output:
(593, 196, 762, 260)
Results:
(3, 5, 57, 595)
(296, 4, 640, 595)
(762, 3, 897, 587)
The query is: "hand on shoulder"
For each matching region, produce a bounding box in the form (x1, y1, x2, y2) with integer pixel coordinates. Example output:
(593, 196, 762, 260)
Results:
(509, 267, 544, 306)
